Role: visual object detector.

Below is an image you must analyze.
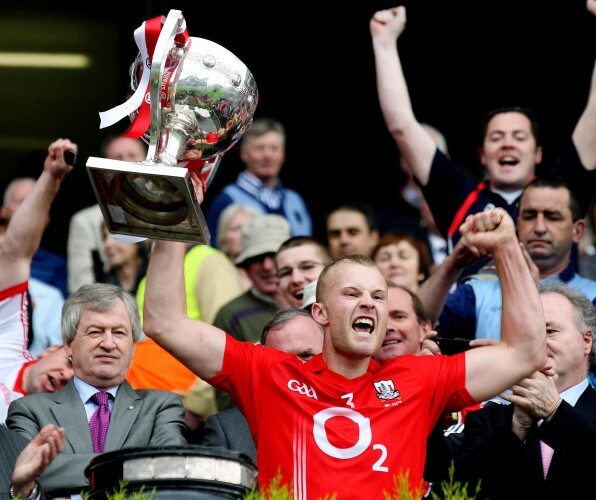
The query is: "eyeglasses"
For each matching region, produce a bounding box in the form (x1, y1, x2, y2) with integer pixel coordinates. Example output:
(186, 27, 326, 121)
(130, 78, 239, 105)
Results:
(277, 261, 325, 280)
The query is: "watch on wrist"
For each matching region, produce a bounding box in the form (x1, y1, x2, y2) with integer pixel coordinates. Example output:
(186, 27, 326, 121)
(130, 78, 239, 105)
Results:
(9, 480, 39, 500)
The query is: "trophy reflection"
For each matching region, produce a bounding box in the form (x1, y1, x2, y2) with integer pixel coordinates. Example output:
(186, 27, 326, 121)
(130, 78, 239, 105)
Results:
(86, 9, 258, 243)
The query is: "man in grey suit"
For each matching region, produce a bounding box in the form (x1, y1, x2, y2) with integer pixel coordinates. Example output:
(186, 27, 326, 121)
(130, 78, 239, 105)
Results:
(7, 282, 187, 497)
(1, 423, 65, 499)
(201, 308, 324, 462)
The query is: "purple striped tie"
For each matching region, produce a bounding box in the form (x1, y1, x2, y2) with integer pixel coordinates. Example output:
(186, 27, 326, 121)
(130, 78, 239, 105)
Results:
(89, 392, 111, 453)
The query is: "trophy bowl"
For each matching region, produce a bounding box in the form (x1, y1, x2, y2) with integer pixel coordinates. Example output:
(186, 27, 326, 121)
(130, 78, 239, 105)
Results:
(87, 10, 258, 243)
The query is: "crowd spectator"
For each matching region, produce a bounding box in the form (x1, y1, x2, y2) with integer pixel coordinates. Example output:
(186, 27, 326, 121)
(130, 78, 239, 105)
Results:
(6, 282, 187, 498)
(374, 284, 435, 363)
(215, 203, 260, 290)
(143, 178, 547, 498)
(1, 177, 65, 357)
(370, 4, 596, 279)
(275, 236, 332, 309)
(325, 202, 379, 260)
(2, 176, 69, 299)
(94, 222, 150, 296)
(418, 178, 596, 345)
(372, 231, 432, 294)
(205, 117, 312, 246)
(0, 138, 76, 423)
(212, 213, 291, 343)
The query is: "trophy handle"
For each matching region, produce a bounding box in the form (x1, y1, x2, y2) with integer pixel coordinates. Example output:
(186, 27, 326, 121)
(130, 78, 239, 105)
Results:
(147, 9, 185, 162)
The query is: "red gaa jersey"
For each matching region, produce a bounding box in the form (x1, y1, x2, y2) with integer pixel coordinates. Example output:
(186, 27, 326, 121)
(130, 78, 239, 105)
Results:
(208, 335, 475, 499)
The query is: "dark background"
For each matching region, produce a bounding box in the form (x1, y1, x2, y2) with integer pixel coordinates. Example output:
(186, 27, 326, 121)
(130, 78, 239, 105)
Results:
(1, 0, 594, 253)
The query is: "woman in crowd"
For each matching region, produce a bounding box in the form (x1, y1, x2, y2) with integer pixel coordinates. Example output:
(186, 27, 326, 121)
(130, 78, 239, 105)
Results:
(94, 224, 150, 296)
(372, 230, 431, 293)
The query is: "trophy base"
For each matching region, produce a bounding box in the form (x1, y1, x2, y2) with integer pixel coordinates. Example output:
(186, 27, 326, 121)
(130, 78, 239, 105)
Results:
(86, 157, 210, 244)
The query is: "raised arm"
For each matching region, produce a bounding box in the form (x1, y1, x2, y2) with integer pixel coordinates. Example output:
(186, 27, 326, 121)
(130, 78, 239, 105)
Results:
(370, 6, 437, 185)
(571, 1, 596, 171)
(0, 138, 75, 291)
(461, 209, 547, 402)
(142, 239, 226, 379)
(417, 239, 478, 325)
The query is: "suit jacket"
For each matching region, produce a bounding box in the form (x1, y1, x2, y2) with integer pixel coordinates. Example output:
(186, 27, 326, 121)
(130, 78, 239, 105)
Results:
(453, 386, 596, 499)
(201, 407, 256, 464)
(0, 424, 28, 498)
(6, 379, 187, 497)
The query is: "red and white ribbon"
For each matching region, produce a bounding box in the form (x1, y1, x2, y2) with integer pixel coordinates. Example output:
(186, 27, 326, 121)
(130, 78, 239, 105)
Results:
(98, 15, 188, 138)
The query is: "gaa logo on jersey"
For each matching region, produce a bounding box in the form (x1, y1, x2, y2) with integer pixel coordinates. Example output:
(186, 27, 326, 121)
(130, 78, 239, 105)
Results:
(374, 379, 400, 402)
(288, 379, 318, 400)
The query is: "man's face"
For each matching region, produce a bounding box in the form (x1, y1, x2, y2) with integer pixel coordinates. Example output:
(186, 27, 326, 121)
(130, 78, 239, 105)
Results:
(1, 179, 36, 222)
(26, 346, 73, 395)
(517, 187, 583, 273)
(266, 315, 323, 362)
(240, 131, 285, 184)
(326, 210, 379, 260)
(541, 292, 592, 390)
(64, 299, 136, 389)
(375, 287, 429, 362)
(245, 254, 280, 296)
(276, 244, 328, 308)
(313, 261, 387, 359)
(104, 137, 147, 162)
(480, 112, 541, 191)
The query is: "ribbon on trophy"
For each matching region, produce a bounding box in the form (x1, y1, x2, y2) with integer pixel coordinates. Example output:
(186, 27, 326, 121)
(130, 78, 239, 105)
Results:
(98, 15, 189, 138)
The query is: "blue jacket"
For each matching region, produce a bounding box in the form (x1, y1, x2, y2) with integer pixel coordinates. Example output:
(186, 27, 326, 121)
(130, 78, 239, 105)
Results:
(438, 263, 596, 341)
(205, 171, 312, 248)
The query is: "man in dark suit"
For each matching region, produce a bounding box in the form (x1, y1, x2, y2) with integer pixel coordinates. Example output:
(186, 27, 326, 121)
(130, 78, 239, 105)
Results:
(6, 282, 187, 497)
(452, 281, 596, 499)
(201, 308, 324, 462)
(1, 423, 65, 499)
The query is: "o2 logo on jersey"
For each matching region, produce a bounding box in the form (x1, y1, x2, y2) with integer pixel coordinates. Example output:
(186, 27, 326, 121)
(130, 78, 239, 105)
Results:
(288, 379, 318, 400)
(313, 406, 390, 472)
(374, 379, 400, 402)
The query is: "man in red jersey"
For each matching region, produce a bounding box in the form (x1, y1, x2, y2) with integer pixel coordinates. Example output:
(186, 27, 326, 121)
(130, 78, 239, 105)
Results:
(143, 174, 546, 498)
(0, 139, 75, 423)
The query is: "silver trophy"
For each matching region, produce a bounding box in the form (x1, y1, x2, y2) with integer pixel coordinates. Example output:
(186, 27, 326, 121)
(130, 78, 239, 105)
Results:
(86, 9, 258, 243)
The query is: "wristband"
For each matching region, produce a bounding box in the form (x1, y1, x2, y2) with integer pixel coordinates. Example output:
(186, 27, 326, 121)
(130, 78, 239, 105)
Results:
(9, 480, 39, 500)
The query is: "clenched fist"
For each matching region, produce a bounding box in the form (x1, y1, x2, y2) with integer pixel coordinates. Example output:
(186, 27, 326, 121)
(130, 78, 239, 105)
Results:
(459, 208, 516, 257)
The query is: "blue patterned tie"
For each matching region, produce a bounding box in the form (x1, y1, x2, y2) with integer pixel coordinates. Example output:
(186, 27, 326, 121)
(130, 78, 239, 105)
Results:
(89, 392, 111, 453)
